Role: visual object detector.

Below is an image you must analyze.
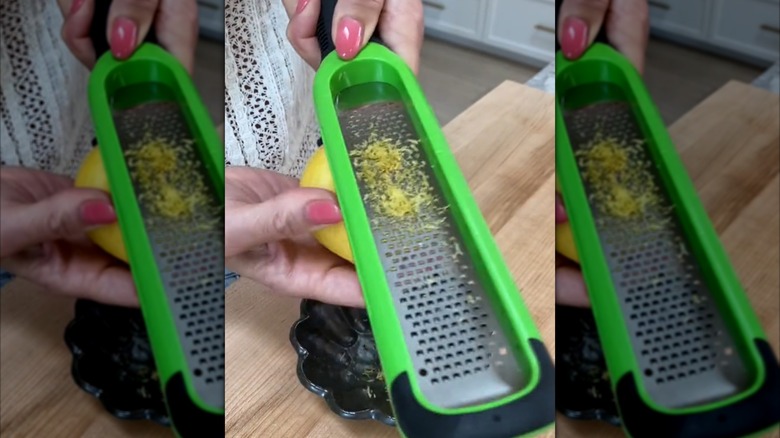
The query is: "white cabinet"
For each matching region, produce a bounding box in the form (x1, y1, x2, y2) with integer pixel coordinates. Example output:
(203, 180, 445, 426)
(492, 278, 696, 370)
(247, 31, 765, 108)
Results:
(423, 0, 486, 41)
(648, 0, 710, 38)
(423, 0, 555, 65)
(711, 0, 780, 62)
(650, 0, 780, 64)
(197, 0, 224, 41)
(484, 0, 556, 62)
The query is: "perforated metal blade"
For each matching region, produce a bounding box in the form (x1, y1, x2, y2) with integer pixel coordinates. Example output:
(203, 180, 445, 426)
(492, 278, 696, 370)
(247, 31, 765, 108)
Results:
(336, 87, 526, 410)
(563, 100, 751, 409)
(112, 100, 225, 410)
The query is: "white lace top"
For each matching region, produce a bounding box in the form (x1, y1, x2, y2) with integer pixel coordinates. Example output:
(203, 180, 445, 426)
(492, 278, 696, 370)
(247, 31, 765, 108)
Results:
(1, 0, 319, 179)
(224, 0, 321, 177)
(0, 0, 95, 177)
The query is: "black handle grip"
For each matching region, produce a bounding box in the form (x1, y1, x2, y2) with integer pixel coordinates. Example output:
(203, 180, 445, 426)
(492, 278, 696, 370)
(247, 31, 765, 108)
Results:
(89, 0, 158, 59)
(316, 0, 384, 61)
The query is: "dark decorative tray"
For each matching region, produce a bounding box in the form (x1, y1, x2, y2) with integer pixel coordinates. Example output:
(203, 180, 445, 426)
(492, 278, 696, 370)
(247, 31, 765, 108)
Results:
(64, 299, 169, 426)
(556, 304, 621, 426)
(290, 299, 395, 426)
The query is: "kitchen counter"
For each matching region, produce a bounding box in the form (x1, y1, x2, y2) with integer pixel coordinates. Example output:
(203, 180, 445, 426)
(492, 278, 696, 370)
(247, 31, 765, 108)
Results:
(752, 61, 780, 95)
(225, 80, 556, 437)
(556, 80, 780, 437)
(0, 280, 171, 437)
(526, 62, 556, 95)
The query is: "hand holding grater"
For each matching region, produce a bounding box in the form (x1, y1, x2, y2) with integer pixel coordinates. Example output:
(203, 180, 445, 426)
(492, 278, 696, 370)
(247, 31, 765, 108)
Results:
(555, 42, 780, 438)
(87, 2, 224, 436)
(311, 1, 555, 437)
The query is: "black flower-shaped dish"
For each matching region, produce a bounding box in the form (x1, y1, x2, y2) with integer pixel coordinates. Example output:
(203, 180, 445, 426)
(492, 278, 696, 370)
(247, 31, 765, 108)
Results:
(556, 304, 621, 426)
(64, 299, 169, 426)
(290, 299, 395, 426)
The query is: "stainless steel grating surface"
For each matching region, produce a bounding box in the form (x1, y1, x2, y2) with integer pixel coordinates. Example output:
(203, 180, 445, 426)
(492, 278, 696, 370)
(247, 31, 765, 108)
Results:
(563, 100, 750, 409)
(113, 102, 225, 409)
(337, 97, 525, 409)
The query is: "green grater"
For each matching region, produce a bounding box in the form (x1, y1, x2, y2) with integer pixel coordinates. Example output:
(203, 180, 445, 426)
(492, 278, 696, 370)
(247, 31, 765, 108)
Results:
(86, 5, 224, 436)
(555, 42, 780, 438)
(311, 2, 554, 437)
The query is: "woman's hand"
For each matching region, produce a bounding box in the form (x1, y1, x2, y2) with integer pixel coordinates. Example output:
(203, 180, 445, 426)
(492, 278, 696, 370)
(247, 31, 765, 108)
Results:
(225, 167, 363, 308)
(555, 193, 590, 307)
(558, 0, 649, 72)
(283, 0, 424, 74)
(0, 167, 137, 307)
(58, 0, 199, 72)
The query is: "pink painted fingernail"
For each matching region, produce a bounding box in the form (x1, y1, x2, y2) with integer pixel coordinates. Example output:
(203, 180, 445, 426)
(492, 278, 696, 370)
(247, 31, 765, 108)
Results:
(306, 200, 342, 225)
(561, 17, 588, 60)
(81, 200, 117, 225)
(335, 17, 363, 59)
(295, 0, 310, 14)
(70, 0, 86, 14)
(110, 17, 138, 59)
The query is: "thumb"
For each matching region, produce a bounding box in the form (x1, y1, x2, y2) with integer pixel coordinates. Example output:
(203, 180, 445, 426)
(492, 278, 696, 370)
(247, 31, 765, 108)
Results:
(1, 188, 117, 257)
(226, 187, 343, 258)
(557, 0, 610, 60)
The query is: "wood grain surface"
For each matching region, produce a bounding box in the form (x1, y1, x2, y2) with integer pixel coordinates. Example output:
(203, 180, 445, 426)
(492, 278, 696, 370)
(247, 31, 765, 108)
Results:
(556, 81, 780, 437)
(225, 81, 556, 437)
(0, 281, 170, 437)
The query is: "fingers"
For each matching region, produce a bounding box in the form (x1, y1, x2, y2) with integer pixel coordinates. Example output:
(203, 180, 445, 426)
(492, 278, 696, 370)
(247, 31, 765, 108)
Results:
(225, 187, 342, 258)
(286, 0, 423, 73)
(107, 0, 160, 60)
(61, 0, 97, 68)
(332, 0, 384, 60)
(0, 188, 116, 258)
(79, 263, 139, 307)
(379, 0, 424, 74)
(557, 0, 610, 60)
(287, 0, 323, 68)
(556, 265, 591, 307)
(605, 0, 649, 73)
(1, 242, 138, 307)
(313, 265, 364, 307)
(155, 0, 199, 72)
(228, 251, 365, 307)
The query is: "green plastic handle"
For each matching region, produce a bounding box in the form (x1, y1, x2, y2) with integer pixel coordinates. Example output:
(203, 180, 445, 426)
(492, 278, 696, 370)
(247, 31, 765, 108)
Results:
(556, 43, 778, 436)
(313, 42, 555, 437)
(88, 43, 224, 437)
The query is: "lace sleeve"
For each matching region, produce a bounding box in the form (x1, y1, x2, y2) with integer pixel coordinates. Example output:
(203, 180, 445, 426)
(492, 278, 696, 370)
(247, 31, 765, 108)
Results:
(224, 0, 322, 178)
(0, 0, 94, 177)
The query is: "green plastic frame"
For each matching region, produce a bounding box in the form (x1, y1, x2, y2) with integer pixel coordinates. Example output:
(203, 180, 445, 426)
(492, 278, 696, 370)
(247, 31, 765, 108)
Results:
(555, 43, 776, 436)
(88, 43, 224, 432)
(313, 43, 554, 437)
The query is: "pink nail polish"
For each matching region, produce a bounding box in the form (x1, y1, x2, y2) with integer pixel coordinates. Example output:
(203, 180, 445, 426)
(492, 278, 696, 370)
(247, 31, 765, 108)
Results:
(295, 0, 310, 14)
(306, 200, 342, 225)
(110, 17, 138, 59)
(335, 17, 363, 59)
(70, 0, 86, 14)
(561, 17, 588, 60)
(81, 200, 117, 225)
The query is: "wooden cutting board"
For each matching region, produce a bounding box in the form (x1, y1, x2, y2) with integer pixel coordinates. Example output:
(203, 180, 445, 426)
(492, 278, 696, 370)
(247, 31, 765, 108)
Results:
(225, 80, 556, 437)
(557, 81, 780, 437)
(0, 282, 170, 437)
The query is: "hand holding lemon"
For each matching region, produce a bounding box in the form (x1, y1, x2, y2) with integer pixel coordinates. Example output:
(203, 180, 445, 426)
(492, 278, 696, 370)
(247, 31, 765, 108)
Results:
(223, 147, 362, 307)
(0, 159, 136, 306)
(74, 147, 128, 263)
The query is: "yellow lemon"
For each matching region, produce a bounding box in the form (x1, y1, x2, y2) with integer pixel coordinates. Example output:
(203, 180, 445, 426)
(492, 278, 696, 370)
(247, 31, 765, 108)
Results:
(74, 147, 128, 263)
(555, 176, 579, 263)
(556, 222, 579, 263)
(300, 147, 354, 263)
